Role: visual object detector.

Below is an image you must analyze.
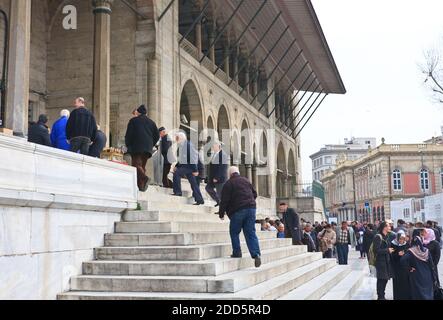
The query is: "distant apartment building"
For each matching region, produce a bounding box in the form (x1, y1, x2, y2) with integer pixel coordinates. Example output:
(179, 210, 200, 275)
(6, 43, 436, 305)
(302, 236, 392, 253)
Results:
(322, 142, 443, 223)
(310, 137, 376, 181)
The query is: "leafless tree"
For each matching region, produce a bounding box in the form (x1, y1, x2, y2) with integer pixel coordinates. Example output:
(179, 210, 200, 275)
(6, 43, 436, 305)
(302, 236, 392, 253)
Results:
(420, 44, 443, 103)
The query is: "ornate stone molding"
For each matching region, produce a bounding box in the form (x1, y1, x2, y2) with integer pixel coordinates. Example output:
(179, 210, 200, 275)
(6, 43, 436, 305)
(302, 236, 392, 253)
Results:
(92, 0, 113, 14)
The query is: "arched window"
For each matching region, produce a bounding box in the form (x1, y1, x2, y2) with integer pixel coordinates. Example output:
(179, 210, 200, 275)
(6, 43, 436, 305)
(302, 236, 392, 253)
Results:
(392, 169, 402, 191)
(420, 169, 430, 191)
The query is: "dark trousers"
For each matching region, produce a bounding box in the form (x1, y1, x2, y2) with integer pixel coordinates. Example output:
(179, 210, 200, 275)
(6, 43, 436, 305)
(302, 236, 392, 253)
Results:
(162, 163, 173, 188)
(131, 153, 152, 190)
(205, 181, 225, 204)
(377, 279, 389, 300)
(70, 137, 91, 155)
(323, 248, 333, 258)
(173, 166, 204, 203)
(229, 208, 261, 258)
(336, 243, 349, 265)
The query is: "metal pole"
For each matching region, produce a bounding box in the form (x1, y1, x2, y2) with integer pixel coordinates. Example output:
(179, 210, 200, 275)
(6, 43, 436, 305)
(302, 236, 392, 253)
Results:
(267, 61, 309, 117)
(249, 39, 297, 102)
(294, 93, 328, 139)
(211, 0, 267, 72)
(277, 71, 314, 123)
(256, 49, 303, 111)
(286, 81, 320, 131)
(198, 0, 247, 63)
(0, 9, 8, 127)
(291, 90, 324, 136)
(179, 0, 211, 44)
(224, 11, 281, 81)
(239, 26, 290, 96)
(158, 0, 176, 21)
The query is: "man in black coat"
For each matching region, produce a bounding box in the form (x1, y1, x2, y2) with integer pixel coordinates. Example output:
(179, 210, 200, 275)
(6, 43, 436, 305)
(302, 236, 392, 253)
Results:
(125, 105, 159, 192)
(88, 126, 107, 158)
(205, 142, 228, 207)
(66, 97, 97, 155)
(218, 166, 261, 268)
(28, 114, 52, 147)
(159, 127, 173, 188)
(279, 203, 302, 245)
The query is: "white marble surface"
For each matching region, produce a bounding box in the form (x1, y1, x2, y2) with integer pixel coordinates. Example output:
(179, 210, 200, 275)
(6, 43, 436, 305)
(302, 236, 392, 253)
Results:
(0, 206, 120, 299)
(0, 135, 138, 212)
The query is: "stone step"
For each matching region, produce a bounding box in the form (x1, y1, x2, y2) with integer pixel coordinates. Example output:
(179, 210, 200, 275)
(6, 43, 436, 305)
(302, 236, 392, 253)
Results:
(122, 210, 223, 223)
(69, 252, 320, 293)
(58, 258, 336, 300)
(138, 200, 218, 214)
(320, 270, 365, 300)
(278, 264, 350, 300)
(114, 221, 231, 234)
(83, 245, 306, 277)
(95, 238, 294, 261)
(104, 231, 277, 247)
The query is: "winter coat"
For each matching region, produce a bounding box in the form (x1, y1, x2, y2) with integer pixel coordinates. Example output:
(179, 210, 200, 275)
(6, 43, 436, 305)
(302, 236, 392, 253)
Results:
(125, 115, 159, 155)
(28, 122, 52, 147)
(50, 116, 70, 151)
(160, 134, 173, 165)
(363, 229, 375, 254)
(401, 250, 437, 300)
(208, 150, 229, 184)
(88, 130, 107, 158)
(219, 173, 257, 219)
(66, 107, 97, 141)
(175, 140, 199, 172)
(373, 233, 393, 280)
(283, 208, 302, 243)
(318, 229, 337, 251)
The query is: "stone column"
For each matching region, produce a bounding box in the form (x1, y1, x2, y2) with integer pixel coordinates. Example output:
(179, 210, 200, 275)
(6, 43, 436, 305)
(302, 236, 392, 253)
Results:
(233, 45, 239, 84)
(208, 22, 216, 64)
(92, 0, 113, 144)
(252, 165, 259, 193)
(252, 68, 258, 97)
(5, 0, 31, 136)
(223, 40, 230, 77)
(246, 165, 253, 183)
(194, 3, 202, 56)
(244, 59, 250, 96)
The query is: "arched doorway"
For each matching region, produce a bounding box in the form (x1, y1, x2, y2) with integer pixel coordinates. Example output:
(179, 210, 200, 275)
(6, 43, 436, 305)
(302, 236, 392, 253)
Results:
(277, 142, 287, 198)
(180, 80, 203, 141)
(240, 119, 252, 178)
(217, 105, 230, 144)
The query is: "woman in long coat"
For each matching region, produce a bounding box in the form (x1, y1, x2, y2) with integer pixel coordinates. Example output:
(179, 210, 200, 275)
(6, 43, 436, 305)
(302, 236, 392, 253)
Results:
(391, 231, 410, 300)
(424, 228, 441, 286)
(373, 222, 394, 300)
(401, 233, 437, 300)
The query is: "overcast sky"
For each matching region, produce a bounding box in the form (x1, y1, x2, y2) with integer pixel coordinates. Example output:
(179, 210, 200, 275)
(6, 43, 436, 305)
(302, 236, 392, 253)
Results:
(300, 0, 443, 182)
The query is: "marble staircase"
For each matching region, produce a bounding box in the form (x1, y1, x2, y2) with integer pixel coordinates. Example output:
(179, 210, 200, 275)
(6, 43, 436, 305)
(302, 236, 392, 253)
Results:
(57, 187, 364, 300)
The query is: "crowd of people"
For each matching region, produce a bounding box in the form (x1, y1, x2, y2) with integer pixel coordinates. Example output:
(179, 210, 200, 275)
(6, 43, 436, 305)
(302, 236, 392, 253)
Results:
(260, 211, 442, 300)
(27, 97, 107, 158)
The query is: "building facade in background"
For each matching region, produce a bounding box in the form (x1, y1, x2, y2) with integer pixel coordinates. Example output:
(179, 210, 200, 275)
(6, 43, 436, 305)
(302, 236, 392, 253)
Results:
(0, 0, 345, 206)
(322, 142, 443, 223)
(310, 137, 376, 182)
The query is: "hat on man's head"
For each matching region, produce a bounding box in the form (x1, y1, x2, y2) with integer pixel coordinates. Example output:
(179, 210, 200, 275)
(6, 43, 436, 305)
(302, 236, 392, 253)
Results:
(137, 105, 147, 115)
(159, 127, 166, 132)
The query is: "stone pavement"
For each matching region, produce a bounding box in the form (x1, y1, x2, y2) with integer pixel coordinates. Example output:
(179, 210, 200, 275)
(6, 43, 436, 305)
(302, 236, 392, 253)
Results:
(351, 247, 443, 300)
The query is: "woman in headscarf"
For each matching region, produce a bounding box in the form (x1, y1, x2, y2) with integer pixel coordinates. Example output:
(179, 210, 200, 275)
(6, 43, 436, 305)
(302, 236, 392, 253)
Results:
(423, 228, 441, 285)
(391, 231, 410, 300)
(401, 231, 437, 300)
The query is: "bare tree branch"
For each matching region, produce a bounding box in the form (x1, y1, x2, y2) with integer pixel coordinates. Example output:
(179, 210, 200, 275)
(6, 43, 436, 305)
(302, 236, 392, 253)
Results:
(420, 45, 443, 104)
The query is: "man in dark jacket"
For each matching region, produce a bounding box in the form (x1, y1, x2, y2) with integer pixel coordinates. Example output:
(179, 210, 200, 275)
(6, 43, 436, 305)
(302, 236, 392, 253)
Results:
(279, 203, 302, 245)
(159, 127, 173, 188)
(205, 142, 228, 207)
(302, 223, 317, 253)
(218, 166, 261, 268)
(28, 114, 52, 147)
(172, 132, 204, 205)
(125, 105, 159, 192)
(66, 97, 97, 155)
(88, 125, 107, 158)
